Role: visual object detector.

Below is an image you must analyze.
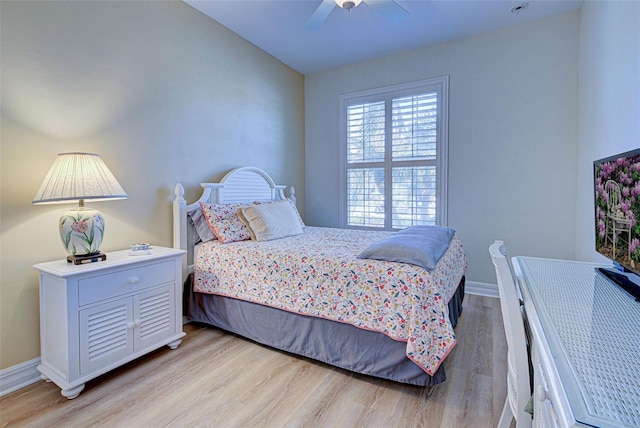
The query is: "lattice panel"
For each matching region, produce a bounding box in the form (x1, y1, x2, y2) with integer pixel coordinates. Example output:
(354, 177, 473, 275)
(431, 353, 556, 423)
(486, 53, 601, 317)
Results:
(520, 258, 640, 426)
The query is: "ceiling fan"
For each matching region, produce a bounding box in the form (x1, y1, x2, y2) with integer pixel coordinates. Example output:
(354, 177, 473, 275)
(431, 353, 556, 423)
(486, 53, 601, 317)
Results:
(306, 0, 409, 29)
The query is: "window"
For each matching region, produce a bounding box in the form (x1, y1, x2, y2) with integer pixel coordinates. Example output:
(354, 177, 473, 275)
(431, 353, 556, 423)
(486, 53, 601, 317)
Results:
(339, 77, 448, 230)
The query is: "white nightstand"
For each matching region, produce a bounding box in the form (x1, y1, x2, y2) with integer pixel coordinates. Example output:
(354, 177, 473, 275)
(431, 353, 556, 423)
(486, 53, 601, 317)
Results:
(33, 246, 186, 399)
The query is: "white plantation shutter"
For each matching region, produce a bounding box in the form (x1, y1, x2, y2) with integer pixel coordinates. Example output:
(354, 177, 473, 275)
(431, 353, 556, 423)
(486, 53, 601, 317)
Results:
(347, 168, 385, 228)
(340, 77, 448, 230)
(392, 93, 437, 161)
(347, 102, 385, 163)
(392, 166, 437, 228)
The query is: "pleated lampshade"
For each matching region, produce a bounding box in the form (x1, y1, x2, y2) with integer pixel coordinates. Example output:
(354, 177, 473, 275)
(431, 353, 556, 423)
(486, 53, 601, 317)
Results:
(33, 152, 127, 204)
(33, 152, 127, 261)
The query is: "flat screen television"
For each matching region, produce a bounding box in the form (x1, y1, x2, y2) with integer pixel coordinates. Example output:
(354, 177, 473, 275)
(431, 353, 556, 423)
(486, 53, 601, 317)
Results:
(594, 147, 640, 300)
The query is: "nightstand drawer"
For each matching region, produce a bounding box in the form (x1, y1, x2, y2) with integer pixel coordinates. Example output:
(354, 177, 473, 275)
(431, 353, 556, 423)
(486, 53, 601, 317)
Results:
(78, 260, 175, 306)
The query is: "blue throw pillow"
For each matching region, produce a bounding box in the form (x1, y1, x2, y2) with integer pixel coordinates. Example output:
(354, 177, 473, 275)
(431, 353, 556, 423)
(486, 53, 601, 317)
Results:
(357, 226, 455, 270)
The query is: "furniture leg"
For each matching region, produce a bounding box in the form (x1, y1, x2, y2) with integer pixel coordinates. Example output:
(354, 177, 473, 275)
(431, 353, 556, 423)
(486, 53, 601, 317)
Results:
(498, 398, 513, 428)
(61, 384, 85, 400)
(167, 338, 183, 350)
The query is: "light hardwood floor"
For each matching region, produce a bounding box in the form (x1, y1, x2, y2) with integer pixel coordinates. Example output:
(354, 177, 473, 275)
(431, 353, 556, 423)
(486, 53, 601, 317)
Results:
(0, 294, 506, 428)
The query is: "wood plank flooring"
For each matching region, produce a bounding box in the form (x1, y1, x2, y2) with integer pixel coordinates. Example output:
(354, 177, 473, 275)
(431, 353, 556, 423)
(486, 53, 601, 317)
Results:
(0, 294, 506, 428)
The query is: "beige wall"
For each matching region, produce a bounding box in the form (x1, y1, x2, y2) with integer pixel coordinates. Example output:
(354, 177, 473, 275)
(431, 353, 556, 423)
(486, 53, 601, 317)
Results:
(0, 1, 304, 370)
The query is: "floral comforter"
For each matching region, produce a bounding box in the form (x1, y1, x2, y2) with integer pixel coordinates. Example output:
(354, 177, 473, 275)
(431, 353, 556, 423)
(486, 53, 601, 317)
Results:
(193, 226, 468, 376)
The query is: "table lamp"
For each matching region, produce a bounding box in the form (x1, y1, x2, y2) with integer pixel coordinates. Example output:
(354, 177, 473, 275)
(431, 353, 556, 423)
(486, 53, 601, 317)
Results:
(33, 152, 128, 264)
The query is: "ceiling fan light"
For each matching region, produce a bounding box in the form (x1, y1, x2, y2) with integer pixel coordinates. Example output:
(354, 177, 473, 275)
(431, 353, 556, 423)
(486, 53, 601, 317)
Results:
(335, 0, 362, 11)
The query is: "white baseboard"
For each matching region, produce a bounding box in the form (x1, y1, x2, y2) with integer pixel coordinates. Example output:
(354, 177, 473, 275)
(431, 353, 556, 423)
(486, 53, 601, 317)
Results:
(0, 357, 41, 397)
(466, 280, 499, 298)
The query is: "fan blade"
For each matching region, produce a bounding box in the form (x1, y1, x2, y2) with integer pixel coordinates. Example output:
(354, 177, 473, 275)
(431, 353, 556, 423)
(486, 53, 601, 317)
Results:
(367, 0, 409, 24)
(306, 0, 336, 30)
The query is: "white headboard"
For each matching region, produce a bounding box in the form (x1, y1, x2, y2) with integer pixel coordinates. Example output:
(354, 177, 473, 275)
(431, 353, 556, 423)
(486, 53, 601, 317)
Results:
(172, 166, 295, 276)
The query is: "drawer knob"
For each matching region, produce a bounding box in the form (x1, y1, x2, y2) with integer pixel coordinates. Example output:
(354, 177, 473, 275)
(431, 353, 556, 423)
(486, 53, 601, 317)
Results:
(536, 385, 547, 402)
(129, 277, 140, 284)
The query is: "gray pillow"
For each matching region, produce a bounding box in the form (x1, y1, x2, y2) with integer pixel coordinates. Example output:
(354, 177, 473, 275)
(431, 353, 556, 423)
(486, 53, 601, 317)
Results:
(187, 207, 216, 243)
(357, 226, 455, 270)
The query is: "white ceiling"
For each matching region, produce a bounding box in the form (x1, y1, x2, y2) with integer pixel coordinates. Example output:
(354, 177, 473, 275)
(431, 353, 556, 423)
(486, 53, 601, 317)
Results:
(184, 0, 583, 75)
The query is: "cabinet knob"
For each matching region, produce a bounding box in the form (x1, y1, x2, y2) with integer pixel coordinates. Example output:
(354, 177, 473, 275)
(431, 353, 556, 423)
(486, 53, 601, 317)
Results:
(129, 277, 140, 284)
(128, 320, 142, 329)
(536, 385, 547, 402)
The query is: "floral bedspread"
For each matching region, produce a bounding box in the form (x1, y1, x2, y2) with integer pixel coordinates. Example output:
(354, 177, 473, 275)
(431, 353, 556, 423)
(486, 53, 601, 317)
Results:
(193, 226, 468, 376)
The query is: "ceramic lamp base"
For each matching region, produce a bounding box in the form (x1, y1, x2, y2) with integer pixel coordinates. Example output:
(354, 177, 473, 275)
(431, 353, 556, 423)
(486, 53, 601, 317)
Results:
(59, 206, 105, 256)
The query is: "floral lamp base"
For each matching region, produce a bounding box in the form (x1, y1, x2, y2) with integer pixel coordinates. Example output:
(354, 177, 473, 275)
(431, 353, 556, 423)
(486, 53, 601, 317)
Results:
(59, 206, 105, 258)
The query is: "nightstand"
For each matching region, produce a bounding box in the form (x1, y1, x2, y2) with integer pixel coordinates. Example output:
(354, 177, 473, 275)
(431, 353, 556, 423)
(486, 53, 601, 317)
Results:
(33, 246, 186, 399)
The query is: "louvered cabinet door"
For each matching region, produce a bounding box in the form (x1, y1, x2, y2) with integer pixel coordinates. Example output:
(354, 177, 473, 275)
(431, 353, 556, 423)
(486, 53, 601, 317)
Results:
(79, 298, 135, 375)
(133, 284, 176, 350)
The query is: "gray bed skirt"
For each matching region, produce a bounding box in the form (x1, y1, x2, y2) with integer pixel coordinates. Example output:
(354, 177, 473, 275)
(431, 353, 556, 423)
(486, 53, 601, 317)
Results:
(185, 275, 465, 387)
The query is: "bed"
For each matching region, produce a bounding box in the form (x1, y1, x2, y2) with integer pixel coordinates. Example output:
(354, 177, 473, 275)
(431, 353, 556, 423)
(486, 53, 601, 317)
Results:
(173, 167, 467, 387)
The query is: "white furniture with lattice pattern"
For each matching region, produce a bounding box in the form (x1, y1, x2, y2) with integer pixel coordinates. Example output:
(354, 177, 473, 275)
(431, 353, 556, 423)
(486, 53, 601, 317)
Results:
(34, 246, 186, 399)
(513, 257, 640, 428)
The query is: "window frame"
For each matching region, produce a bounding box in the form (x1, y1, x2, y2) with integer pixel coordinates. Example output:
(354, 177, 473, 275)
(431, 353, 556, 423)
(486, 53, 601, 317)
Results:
(338, 76, 449, 230)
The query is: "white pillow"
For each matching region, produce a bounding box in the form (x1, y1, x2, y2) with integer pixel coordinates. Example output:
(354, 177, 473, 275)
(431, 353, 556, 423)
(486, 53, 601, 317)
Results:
(236, 209, 257, 241)
(240, 199, 303, 241)
(286, 198, 306, 228)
